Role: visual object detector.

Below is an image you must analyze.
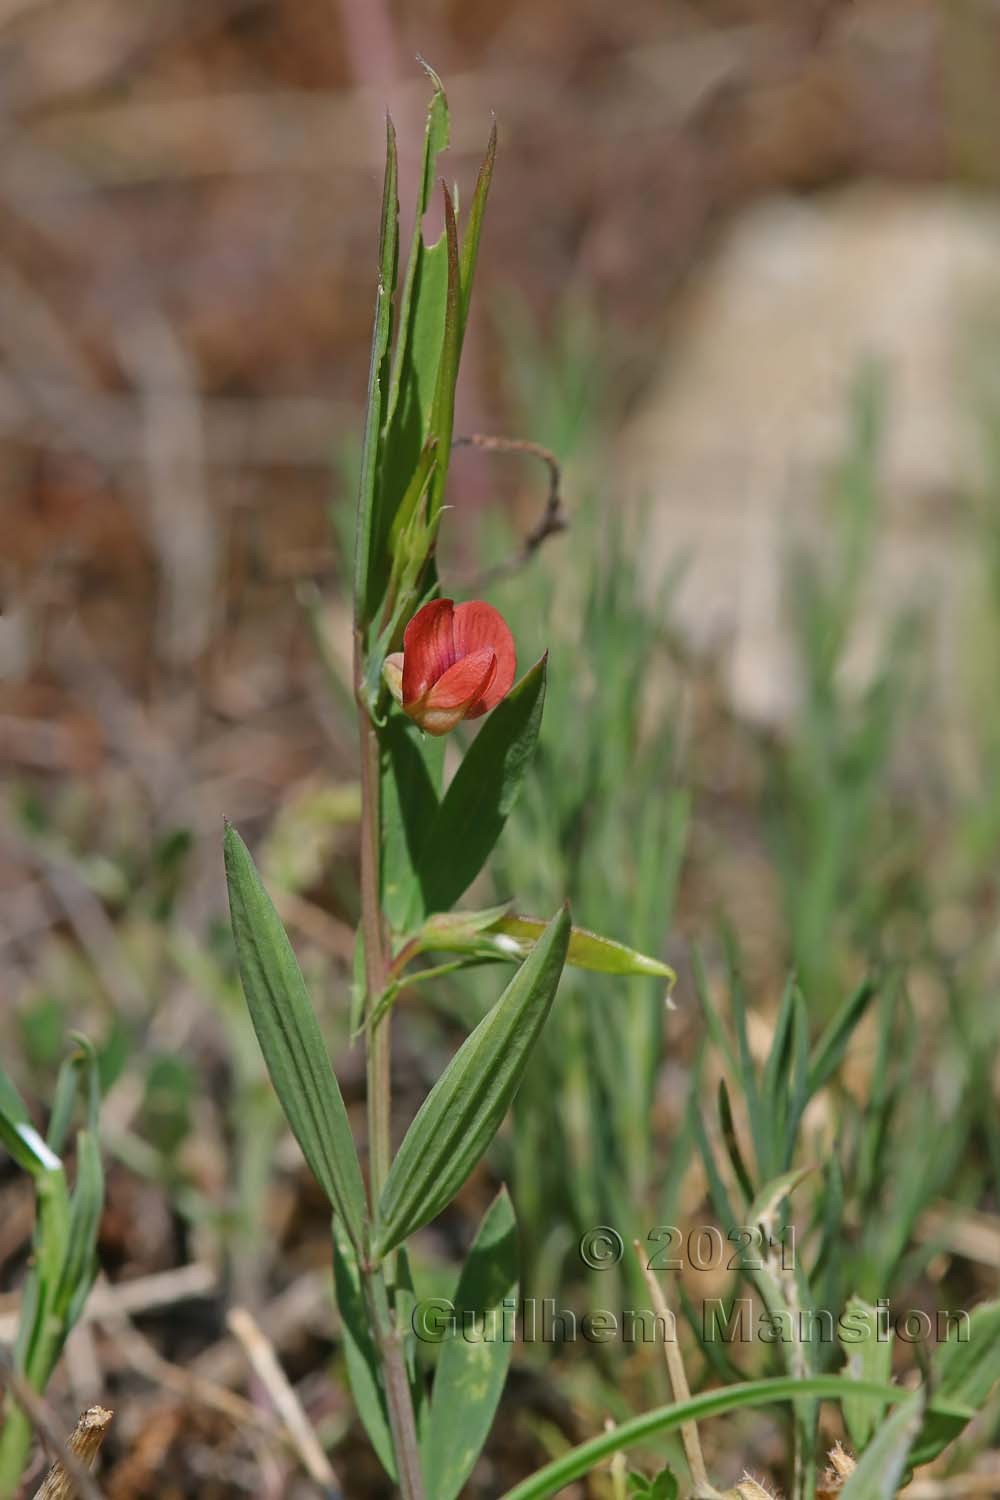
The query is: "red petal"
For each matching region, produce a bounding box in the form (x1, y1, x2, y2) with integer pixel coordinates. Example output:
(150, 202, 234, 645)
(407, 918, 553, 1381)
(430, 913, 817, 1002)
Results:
(453, 601, 516, 716)
(401, 598, 455, 707)
(410, 647, 497, 736)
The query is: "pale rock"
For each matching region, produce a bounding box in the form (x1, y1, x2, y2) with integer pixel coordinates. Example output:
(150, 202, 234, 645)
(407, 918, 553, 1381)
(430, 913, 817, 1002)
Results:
(624, 186, 1000, 726)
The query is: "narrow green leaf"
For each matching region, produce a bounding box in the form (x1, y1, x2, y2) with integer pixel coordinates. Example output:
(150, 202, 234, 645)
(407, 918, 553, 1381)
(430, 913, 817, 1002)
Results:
(749, 1164, 814, 1230)
(1, 1118, 61, 1179)
(224, 825, 368, 1252)
(0, 1063, 58, 1177)
(840, 1295, 894, 1450)
(53, 1128, 102, 1326)
(782, 990, 810, 1169)
(387, 438, 437, 562)
(416, 656, 547, 917)
(761, 974, 797, 1124)
(839, 1388, 925, 1500)
(385, 65, 450, 434)
(332, 1217, 396, 1480)
(725, 933, 769, 1179)
(354, 116, 399, 626)
(377, 72, 453, 607)
(690, 946, 738, 1076)
(0, 1063, 29, 1131)
(350, 927, 367, 1037)
(458, 124, 497, 332)
(375, 906, 570, 1257)
(692, 1107, 738, 1235)
(495, 1377, 970, 1500)
(426, 185, 462, 524)
(45, 1056, 79, 1156)
(29, 1165, 72, 1365)
(808, 978, 878, 1097)
(381, 714, 445, 931)
(909, 1298, 1000, 1466)
(717, 1078, 755, 1205)
(422, 1188, 518, 1500)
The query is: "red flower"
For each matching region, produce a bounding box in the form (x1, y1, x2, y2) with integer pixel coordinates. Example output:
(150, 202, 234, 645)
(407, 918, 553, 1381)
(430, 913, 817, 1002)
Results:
(384, 598, 517, 736)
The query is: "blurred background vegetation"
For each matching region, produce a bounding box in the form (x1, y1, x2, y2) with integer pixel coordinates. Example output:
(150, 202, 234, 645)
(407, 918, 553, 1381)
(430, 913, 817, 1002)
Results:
(5, 0, 1000, 1495)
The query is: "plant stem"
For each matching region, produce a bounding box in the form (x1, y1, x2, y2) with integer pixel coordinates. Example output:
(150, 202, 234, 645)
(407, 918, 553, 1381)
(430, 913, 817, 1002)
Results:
(357, 688, 391, 1201)
(365, 1272, 427, 1500)
(355, 630, 426, 1500)
(0, 1397, 31, 1500)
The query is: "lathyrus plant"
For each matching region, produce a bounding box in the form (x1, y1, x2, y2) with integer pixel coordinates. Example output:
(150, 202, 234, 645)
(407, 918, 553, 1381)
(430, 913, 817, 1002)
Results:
(223, 72, 1000, 1500)
(0, 1039, 103, 1497)
(223, 69, 672, 1500)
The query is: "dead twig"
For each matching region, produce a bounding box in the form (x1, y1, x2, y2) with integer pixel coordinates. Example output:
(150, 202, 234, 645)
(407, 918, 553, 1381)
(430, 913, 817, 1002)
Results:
(226, 1306, 341, 1497)
(633, 1241, 718, 1498)
(31, 1406, 112, 1500)
(449, 433, 567, 590)
(0, 1356, 108, 1500)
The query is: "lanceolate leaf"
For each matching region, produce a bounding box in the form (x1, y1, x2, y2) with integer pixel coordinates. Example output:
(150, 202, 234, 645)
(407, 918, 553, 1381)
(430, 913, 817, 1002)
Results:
(375, 906, 570, 1257)
(840, 1296, 894, 1451)
(909, 1298, 1000, 1466)
(415, 656, 547, 918)
(385, 64, 450, 436)
(354, 117, 399, 627)
(224, 825, 368, 1252)
(381, 714, 445, 931)
(332, 1218, 397, 1481)
(425, 185, 461, 524)
(422, 1188, 519, 1500)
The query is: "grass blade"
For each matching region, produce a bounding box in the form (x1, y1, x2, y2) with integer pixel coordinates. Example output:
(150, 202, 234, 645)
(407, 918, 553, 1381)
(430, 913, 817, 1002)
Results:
(909, 1298, 1000, 1467)
(495, 1377, 969, 1500)
(808, 978, 878, 1098)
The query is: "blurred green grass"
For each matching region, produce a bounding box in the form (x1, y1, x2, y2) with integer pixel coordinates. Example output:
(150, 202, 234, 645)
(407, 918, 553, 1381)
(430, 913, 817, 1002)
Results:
(5, 290, 1000, 1491)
